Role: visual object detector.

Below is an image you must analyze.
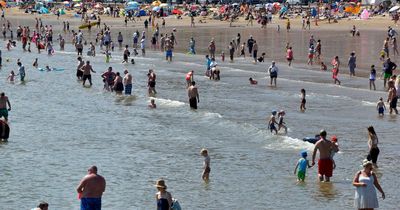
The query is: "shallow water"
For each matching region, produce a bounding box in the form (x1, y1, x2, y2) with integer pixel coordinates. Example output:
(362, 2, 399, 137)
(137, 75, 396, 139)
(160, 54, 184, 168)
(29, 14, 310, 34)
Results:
(0, 17, 399, 209)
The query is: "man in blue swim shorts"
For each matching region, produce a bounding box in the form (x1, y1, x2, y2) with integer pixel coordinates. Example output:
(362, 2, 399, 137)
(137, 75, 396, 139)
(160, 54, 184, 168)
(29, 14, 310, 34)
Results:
(77, 166, 106, 210)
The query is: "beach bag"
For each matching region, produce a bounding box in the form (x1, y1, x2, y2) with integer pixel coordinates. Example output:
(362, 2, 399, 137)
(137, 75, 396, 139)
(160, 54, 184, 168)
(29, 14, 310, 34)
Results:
(171, 198, 182, 210)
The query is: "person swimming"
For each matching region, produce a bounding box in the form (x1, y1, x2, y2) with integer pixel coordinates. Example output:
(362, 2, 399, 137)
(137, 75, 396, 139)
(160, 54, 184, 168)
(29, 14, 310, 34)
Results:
(249, 77, 258, 85)
(148, 99, 156, 109)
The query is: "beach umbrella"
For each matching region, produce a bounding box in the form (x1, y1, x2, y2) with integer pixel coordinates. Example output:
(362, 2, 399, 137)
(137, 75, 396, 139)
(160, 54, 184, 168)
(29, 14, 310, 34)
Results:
(389, 5, 400, 12)
(151, 1, 161, 6)
(172, 8, 183, 15)
(360, 9, 369, 19)
(127, 1, 139, 7)
(0, 1, 6, 7)
(74, 3, 81, 7)
(152, 6, 160, 11)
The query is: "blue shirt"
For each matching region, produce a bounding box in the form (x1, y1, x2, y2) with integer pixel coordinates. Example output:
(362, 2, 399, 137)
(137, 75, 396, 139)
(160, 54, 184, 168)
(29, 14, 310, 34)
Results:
(298, 158, 308, 172)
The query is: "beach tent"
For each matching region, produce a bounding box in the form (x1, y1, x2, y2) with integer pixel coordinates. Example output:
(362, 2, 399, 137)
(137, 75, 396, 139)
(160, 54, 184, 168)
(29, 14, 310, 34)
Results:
(39, 7, 49, 14)
(138, 9, 146, 16)
(360, 9, 369, 19)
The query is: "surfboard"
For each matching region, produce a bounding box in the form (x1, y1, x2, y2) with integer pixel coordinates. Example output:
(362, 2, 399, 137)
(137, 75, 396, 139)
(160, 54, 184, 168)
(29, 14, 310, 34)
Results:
(78, 22, 98, 29)
(52, 68, 64, 71)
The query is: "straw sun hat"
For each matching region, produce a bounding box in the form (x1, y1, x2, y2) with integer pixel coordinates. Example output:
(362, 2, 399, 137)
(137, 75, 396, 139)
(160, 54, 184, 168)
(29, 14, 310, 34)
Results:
(155, 179, 167, 189)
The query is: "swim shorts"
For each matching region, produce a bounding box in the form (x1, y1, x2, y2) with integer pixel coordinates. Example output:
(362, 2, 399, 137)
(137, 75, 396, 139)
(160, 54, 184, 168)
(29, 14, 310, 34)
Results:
(189, 97, 197, 109)
(77, 70, 83, 78)
(383, 72, 392, 79)
(270, 71, 277, 78)
(302, 98, 306, 104)
(318, 159, 333, 177)
(81, 197, 101, 210)
(297, 170, 305, 181)
(390, 97, 398, 108)
(148, 81, 156, 88)
(82, 75, 91, 81)
(125, 84, 132, 95)
(269, 123, 276, 132)
(0, 108, 8, 119)
(378, 107, 384, 114)
(205, 166, 211, 173)
(166, 50, 172, 57)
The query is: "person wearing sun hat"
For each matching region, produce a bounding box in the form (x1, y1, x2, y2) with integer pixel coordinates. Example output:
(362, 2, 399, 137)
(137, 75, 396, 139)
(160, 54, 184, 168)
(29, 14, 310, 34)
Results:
(155, 179, 173, 210)
(353, 159, 385, 209)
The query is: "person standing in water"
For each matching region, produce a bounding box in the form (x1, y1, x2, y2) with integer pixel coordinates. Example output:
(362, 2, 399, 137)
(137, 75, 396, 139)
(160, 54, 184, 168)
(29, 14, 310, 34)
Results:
(76, 57, 84, 80)
(113, 72, 124, 95)
(300, 89, 306, 111)
(147, 69, 157, 96)
(366, 126, 380, 167)
(387, 80, 398, 114)
(0, 92, 11, 122)
(353, 160, 385, 210)
(76, 166, 106, 210)
(188, 81, 199, 109)
(286, 46, 293, 66)
(369, 65, 376, 90)
(348, 52, 357, 77)
(123, 70, 133, 95)
(200, 148, 211, 182)
(268, 110, 278, 135)
(294, 151, 312, 182)
(80, 61, 96, 87)
(376, 97, 386, 116)
(332, 56, 341, 85)
(268, 61, 278, 87)
(155, 179, 173, 210)
(311, 130, 338, 182)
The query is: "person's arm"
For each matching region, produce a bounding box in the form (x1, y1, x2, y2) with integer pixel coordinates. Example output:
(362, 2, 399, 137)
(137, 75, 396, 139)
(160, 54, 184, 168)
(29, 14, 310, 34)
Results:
(6, 99, 11, 111)
(393, 63, 397, 70)
(76, 178, 86, 193)
(91, 67, 96, 73)
(293, 161, 299, 174)
(372, 172, 385, 199)
(312, 142, 318, 166)
(352, 171, 366, 187)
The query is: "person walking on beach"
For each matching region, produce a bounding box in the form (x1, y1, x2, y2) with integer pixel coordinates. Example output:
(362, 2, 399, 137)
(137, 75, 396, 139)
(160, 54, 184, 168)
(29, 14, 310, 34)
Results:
(392, 37, 399, 56)
(81, 61, 96, 87)
(353, 160, 385, 210)
(383, 37, 390, 58)
(252, 41, 258, 63)
(311, 130, 338, 182)
(123, 70, 133, 95)
(286, 46, 293, 66)
(268, 61, 278, 87)
(228, 41, 235, 62)
(387, 80, 398, 114)
(348, 52, 357, 77)
(76, 166, 106, 210)
(155, 179, 173, 210)
(332, 56, 341, 85)
(208, 39, 216, 59)
(247, 36, 255, 55)
(188, 81, 199, 109)
(315, 40, 322, 61)
(383, 58, 396, 89)
(200, 148, 211, 182)
(370, 65, 377, 90)
(189, 37, 196, 54)
(0, 92, 11, 122)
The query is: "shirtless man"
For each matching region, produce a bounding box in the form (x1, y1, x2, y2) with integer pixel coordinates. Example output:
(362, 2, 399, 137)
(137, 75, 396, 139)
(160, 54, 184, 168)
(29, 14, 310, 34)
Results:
(188, 81, 199, 109)
(76, 166, 106, 210)
(123, 70, 133, 95)
(387, 81, 398, 114)
(312, 130, 338, 182)
(80, 61, 96, 86)
(0, 92, 11, 122)
(147, 69, 157, 96)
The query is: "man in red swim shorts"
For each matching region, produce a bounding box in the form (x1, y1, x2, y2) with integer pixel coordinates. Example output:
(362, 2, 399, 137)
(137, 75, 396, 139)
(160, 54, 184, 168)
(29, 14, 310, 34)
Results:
(312, 130, 338, 182)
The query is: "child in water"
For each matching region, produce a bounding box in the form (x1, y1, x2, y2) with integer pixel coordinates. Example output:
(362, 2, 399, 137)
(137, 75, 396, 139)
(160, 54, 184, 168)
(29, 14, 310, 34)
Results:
(376, 97, 386, 116)
(148, 99, 156, 109)
(268, 110, 278, 135)
(249, 77, 258, 85)
(330, 136, 339, 169)
(105, 50, 111, 63)
(300, 89, 306, 111)
(277, 110, 287, 134)
(7, 70, 15, 82)
(320, 62, 327, 71)
(294, 151, 312, 182)
(200, 148, 210, 182)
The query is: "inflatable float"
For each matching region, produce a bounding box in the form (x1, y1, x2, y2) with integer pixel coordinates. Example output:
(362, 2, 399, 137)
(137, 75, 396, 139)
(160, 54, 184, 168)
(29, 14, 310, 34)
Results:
(303, 135, 320, 144)
(78, 22, 98, 29)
